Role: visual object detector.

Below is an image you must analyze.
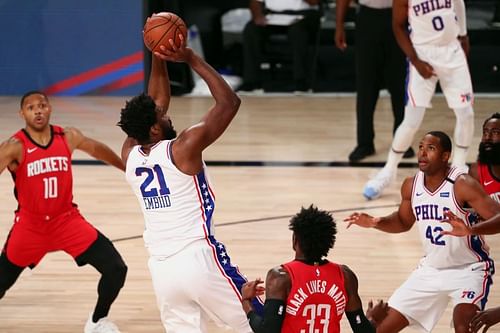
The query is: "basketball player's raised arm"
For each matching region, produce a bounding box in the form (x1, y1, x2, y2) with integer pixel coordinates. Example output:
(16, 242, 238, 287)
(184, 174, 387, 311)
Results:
(154, 37, 240, 174)
(65, 127, 125, 171)
(344, 177, 416, 232)
(342, 265, 377, 333)
(148, 51, 170, 114)
(0, 139, 22, 174)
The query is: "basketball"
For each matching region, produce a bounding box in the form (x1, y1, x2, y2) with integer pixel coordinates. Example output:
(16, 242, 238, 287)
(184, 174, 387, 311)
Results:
(143, 12, 188, 53)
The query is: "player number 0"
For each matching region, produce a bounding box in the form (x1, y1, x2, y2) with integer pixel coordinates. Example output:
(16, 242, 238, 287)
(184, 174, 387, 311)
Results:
(432, 16, 444, 31)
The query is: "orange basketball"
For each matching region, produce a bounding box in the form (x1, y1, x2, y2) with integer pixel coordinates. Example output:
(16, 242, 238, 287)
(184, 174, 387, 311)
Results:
(143, 12, 188, 53)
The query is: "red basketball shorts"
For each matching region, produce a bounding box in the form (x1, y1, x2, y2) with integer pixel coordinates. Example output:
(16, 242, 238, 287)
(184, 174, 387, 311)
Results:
(4, 207, 98, 267)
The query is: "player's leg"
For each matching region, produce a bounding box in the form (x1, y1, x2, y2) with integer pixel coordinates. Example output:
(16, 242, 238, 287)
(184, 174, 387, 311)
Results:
(75, 232, 127, 323)
(197, 237, 255, 333)
(0, 253, 24, 299)
(1, 214, 48, 298)
(363, 61, 435, 200)
(287, 10, 320, 91)
(438, 41, 474, 169)
(57, 210, 126, 331)
(240, 21, 265, 91)
(386, 267, 450, 333)
(147, 248, 204, 333)
(449, 262, 493, 333)
(453, 304, 481, 333)
(349, 7, 382, 161)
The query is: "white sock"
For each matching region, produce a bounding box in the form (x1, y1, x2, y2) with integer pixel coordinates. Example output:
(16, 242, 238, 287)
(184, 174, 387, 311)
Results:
(384, 105, 426, 173)
(452, 105, 474, 167)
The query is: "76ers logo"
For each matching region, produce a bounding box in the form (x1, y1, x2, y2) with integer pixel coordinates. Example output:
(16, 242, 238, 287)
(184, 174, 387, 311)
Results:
(460, 93, 472, 103)
(461, 291, 476, 299)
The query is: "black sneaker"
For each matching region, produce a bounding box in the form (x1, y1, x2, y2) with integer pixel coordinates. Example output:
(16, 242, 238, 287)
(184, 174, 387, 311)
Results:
(348, 145, 375, 162)
(403, 147, 415, 158)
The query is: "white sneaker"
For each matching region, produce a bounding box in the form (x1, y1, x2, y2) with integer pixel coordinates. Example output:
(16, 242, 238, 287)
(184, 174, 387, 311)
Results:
(84, 314, 121, 333)
(363, 168, 396, 200)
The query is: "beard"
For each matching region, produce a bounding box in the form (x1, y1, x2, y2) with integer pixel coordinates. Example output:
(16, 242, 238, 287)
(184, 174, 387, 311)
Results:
(478, 142, 500, 165)
(162, 123, 177, 140)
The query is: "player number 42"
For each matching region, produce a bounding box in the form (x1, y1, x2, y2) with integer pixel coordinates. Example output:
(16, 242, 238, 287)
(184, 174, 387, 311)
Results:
(425, 225, 446, 246)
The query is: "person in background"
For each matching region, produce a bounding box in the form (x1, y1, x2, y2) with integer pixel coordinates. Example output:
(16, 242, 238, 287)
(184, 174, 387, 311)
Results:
(363, 0, 474, 200)
(336, 0, 414, 162)
(0, 91, 127, 333)
(238, 0, 321, 92)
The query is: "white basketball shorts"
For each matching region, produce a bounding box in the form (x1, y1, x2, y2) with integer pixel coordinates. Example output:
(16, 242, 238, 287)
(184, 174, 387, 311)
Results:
(148, 238, 255, 333)
(406, 39, 473, 109)
(388, 262, 493, 333)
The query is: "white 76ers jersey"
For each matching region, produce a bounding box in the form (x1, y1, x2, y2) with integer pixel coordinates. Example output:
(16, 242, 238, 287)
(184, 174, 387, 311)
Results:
(412, 167, 493, 270)
(125, 140, 215, 257)
(408, 0, 459, 45)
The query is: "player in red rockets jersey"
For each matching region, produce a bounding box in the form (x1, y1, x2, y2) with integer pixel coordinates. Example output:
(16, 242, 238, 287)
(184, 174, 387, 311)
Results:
(240, 206, 384, 333)
(470, 113, 500, 203)
(0, 91, 127, 333)
(440, 114, 500, 333)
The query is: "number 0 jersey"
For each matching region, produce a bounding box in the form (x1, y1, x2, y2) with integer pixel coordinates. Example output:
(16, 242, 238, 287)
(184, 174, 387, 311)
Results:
(125, 140, 216, 257)
(408, 0, 460, 46)
(11, 126, 74, 217)
(411, 167, 493, 270)
(281, 260, 347, 333)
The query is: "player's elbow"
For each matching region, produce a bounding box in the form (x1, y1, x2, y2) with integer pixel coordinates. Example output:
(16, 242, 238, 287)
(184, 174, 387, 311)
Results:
(222, 93, 241, 115)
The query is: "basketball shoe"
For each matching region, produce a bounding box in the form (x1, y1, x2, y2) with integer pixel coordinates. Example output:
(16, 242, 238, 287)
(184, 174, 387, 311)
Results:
(363, 168, 396, 200)
(84, 314, 121, 333)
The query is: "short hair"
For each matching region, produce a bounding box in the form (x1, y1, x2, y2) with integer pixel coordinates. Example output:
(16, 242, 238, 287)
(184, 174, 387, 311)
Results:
(117, 93, 157, 144)
(483, 113, 500, 127)
(20, 90, 48, 108)
(289, 205, 337, 262)
(426, 131, 452, 153)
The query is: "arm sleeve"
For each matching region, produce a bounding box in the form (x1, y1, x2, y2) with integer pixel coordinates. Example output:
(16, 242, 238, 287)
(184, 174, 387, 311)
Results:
(453, 0, 467, 36)
(246, 299, 285, 333)
(345, 309, 376, 333)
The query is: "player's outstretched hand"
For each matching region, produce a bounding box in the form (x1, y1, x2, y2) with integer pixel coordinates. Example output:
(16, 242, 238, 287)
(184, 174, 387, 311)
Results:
(470, 307, 500, 333)
(344, 212, 379, 229)
(366, 299, 389, 327)
(242, 278, 265, 301)
(154, 34, 193, 63)
(440, 210, 472, 237)
(412, 59, 436, 79)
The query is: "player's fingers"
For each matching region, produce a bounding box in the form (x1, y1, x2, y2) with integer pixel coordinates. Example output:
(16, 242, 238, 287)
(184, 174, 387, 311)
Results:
(470, 317, 485, 333)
